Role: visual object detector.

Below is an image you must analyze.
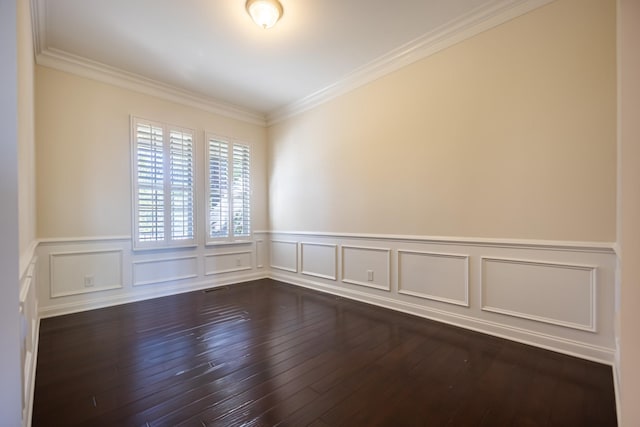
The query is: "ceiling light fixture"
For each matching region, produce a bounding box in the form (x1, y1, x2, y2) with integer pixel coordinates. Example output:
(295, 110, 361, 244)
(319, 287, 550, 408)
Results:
(246, 0, 283, 29)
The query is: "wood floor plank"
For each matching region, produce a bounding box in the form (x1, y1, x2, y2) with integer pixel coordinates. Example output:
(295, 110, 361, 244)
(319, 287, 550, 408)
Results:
(33, 278, 617, 426)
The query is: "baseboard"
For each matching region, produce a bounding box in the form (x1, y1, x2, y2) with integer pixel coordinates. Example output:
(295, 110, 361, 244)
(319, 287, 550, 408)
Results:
(270, 272, 615, 365)
(613, 362, 621, 426)
(23, 317, 39, 427)
(39, 272, 268, 318)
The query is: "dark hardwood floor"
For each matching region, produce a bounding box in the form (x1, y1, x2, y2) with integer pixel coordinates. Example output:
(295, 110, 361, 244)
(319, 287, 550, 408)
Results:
(33, 279, 617, 426)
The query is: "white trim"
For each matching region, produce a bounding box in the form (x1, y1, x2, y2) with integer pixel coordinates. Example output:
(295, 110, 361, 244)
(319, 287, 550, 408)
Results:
(269, 230, 614, 253)
(132, 255, 199, 286)
(480, 257, 598, 332)
(205, 240, 254, 247)
(269, 240, 298, 273)
(341, 245, 392, 291)
(270, 272, 615, 365)
(255, 239, 264, 269)
(30, 0, 554, 127)
(203, 251, 253, 276)
(300, 242, 338, 281)
(397, 249, 470, 307)
(49, 249, 124, 298)
(39, 272, 268, 318)
(23, 318, 40, 427)
(38, 236, 131, 244)
(30, 0, 264, 128)
(266, 0, 556, 124)
(19, 240, 38, 280)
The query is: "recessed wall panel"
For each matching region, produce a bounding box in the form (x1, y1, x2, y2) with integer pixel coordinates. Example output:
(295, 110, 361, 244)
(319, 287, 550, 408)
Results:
(481, 257, 596, 331)
(270, 240, 298, 272)
(342, 245, 391, 291)
(301, 242, 337, 280)
(204, 251, 252, 276)
(398, 250, 469, 306)
(50, 250, 123, 297)
(132, 256, 198, 287)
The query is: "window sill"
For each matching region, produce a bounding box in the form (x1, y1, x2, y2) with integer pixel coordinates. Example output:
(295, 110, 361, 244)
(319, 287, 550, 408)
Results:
(205, 240, 253, 247)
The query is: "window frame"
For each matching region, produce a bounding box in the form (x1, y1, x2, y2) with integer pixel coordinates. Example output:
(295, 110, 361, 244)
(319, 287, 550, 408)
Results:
(205, 132, 252, 245)
(131, 116, 197, 251)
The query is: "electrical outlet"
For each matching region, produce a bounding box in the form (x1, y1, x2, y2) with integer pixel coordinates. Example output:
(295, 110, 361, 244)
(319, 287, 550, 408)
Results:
(236, 258, 242, 267)
(84, 275, 95, 287)
(367, 270, 374, 281)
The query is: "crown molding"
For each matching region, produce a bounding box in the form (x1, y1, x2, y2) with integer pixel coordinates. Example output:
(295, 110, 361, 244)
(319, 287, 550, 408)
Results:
(31, 0, 555, 128)
(31, 1, 265, 126)
(266, 0, 556, 125)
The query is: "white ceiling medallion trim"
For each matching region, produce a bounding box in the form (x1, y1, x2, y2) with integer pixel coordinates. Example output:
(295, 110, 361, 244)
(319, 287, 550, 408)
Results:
(31, 1, 265, 126)
(267, 0, 556, 125)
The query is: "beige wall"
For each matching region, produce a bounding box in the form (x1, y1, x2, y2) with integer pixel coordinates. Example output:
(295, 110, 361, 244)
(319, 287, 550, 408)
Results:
(35, 66, 268, 238)
(618, 1, 640, 425)
(268, 0, 616, 242)
(18, 0, 36, 259)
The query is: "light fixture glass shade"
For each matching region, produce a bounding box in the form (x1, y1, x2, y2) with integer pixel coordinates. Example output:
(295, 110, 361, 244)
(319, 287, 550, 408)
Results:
(246, 0, 283, 29)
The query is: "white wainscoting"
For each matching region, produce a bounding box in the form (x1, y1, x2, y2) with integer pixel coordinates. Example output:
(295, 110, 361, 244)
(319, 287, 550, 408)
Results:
(481, 257, 596, 332)
(341, 245, 391, 291)
(268, 231, 616, 364)
(398, 250, 469, 307)
(270, 240, 298, 273)
(50, 249, 123, 297)
(19, 249, 38, 427)
(36, 233, 268, 318)
(33, 231, 617, 366)
(255, 239, 265, 269)
(301, 242, 337, 281)
(204, 251, 253, 276)
(132, 256, 198, 287)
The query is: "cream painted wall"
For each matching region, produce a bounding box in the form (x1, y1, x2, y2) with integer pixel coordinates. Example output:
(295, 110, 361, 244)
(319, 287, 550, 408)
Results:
(36, 66, 268, 239)
(618, 1, 640, 425)
(18, 0, 36, 262)
(268, 0, 616, 242)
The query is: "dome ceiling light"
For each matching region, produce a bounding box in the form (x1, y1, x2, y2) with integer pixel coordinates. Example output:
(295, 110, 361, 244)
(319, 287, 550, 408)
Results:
(246, 0, 283, 29)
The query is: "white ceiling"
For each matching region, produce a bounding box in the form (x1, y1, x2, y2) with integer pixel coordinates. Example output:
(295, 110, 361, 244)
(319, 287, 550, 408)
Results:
(33, 0, 550, 121)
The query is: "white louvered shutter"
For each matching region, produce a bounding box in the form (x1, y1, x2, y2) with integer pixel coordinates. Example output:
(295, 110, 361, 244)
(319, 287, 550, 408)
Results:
(169, 129, 195, 240)
(135, 122, 165, 242)
(232, 143, 251, 237)
(208, 138, 230, 238)
(206, 135, 251, 242)
(132, 118, 196, 249)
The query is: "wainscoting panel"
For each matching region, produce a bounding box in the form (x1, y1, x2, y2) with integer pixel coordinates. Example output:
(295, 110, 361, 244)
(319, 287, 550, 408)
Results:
(270, 240, 298, 272)
(481, 257, 596, 332)
(342, 245, 391, 291)
(204, 251, 253, 276)
(19, 251, 38, 427)
(50, 249, 123, 297)
(256, 239, 265, 269)
(398, 250, 469, 306)
(35, 231, 616, 366)
(268, 231, 616, 364)
(37, 233, 269, 318)
(301, 242, 337, 281)
(133, 256, 199, 287)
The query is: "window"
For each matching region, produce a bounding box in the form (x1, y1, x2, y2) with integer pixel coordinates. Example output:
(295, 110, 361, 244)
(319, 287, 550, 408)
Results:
(206, 134, 251, 243)
(132, 117, 196, 249)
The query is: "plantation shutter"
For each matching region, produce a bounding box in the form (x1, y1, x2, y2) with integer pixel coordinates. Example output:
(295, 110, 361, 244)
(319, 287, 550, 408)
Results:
(206, 135, 251, 242)
(232, 143, 251, 237)
(208, 139, 230, 238)
(132, 118, 196, 249)
(169, 129, 195, 240)
(135, 122, 165, 242)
